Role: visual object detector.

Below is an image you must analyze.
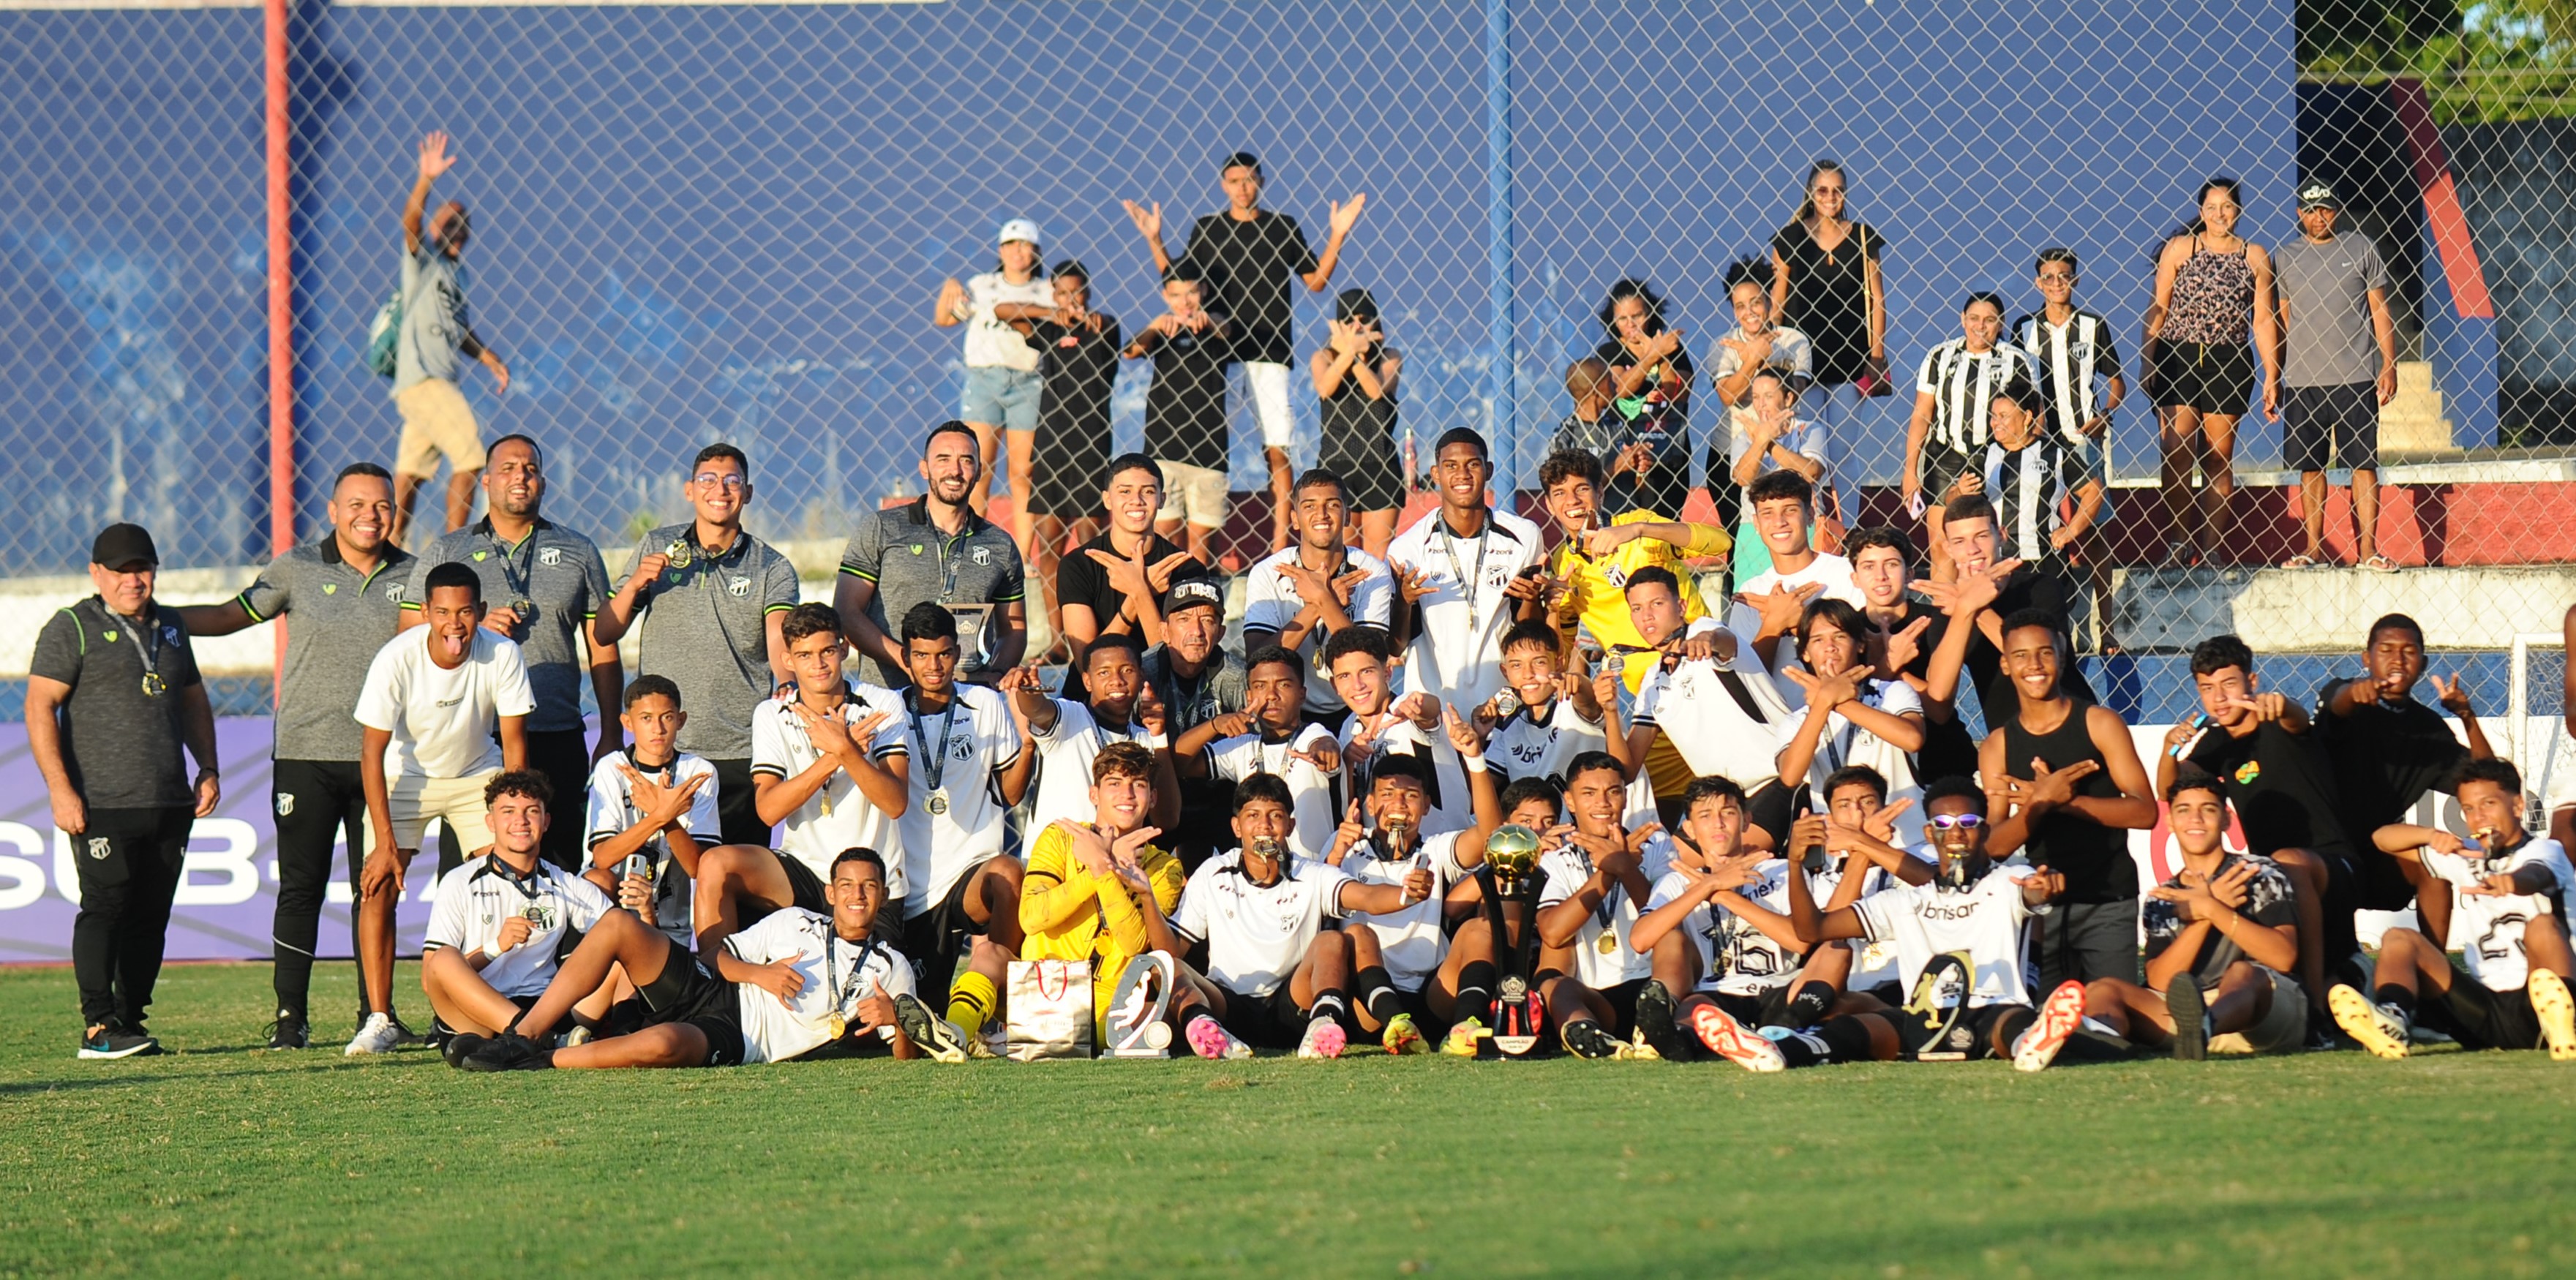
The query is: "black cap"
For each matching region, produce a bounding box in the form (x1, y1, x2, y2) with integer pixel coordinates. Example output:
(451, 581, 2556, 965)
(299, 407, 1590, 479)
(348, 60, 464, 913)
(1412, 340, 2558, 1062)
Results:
(2297, 180, 2338, 211)
(1165, 577, 1224, 617)
(90, 522, 158, 571)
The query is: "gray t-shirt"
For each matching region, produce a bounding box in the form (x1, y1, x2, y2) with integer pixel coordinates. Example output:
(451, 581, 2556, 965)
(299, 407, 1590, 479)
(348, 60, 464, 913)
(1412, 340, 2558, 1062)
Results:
(393, 247, 468, 392)
(407, 518, 611, 733)
(2275, 233, 2390, 388)
(622, 523, 803, 760)
(836, 499, 1026, 687)
(239, 538, 418, 762)
(30, 598, 203, 810)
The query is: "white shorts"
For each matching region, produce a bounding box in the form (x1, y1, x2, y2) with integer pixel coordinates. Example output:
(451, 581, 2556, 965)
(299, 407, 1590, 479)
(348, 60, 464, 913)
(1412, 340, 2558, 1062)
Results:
(369, 769, 500, 857)
(1244, 361, 1294, 449)
(1155, 459, 1230, 530)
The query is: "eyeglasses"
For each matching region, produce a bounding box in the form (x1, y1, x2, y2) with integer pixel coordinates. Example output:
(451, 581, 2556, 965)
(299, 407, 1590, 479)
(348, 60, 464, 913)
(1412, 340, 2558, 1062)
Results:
(694, 473, 747, 491)
(2037, 272, 2075, 284)
(1929, 813, 1985, 831)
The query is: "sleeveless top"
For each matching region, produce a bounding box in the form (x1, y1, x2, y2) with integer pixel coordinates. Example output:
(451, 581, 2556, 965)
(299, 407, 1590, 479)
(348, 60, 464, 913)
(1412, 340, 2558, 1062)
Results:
(2000, 703, 2133, 903)
(1319, 350, 1398, 452)
(1771, 219, 1883, 383)
(2162, 235, 2254, 347)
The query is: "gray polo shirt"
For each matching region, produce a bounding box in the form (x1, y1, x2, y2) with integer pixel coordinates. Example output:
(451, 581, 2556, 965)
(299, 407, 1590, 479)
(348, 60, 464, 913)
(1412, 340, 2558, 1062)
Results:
(239, 538, 418, 763)
(837, 498, 1025, 686)
(623, 523, 801, 760)
(407, 517, 610, 733)
(394, 246, 468, 391)
(29, 598, 203, 810)
(2275, 232, 2390, 388)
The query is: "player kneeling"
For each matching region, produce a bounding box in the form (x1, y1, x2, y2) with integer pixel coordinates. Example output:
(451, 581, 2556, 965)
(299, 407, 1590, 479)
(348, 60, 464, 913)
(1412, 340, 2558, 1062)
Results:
(2332, 758, 2576, 1061)
(453, 848, 920, 1070)
(2081, 769, 2306, 1059)
(1784, 777, 2092, 1072)
(1157, 775, 1431, 1059)
(419, 772, 618, 1048)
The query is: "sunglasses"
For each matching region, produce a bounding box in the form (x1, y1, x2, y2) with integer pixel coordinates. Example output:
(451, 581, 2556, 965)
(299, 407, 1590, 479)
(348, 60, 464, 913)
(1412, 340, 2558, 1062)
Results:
(1929, 813, 1986, 831)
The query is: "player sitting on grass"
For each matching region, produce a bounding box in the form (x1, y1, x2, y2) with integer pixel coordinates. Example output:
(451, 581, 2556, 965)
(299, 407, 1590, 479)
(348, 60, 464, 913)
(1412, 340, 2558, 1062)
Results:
(1479, 620, 1607, 788)
(1153, 775, 1430, 1059)
(2081, 769, 2305, 1059)
(454, 848, 920, 1070)
(1176, 645, 1343, 861)
(1786, 776, 2090, 1072)
(420, 772, 616, 1046)
(2332, 758, 2576, 1061)
(1533, 751, 1672, 1058)
(1331, 739, 1506, 1056)
(581, 675, 721, 949)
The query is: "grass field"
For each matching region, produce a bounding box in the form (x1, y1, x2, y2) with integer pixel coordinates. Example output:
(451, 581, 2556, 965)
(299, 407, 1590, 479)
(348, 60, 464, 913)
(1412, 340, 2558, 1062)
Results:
(2, 962, 2573, 1278)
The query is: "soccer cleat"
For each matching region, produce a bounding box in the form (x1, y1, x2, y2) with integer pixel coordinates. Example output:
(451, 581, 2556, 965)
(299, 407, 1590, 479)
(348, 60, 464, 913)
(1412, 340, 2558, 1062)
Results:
(1184, 1014, 1253, 1061)
(1631, 980, 1689, 1062)
(2165, 979, 2208, 1062)
(1689, 1003, 1787, 1072)
(1296, 1017, 1347, 1059)
(442, 1033, 489, 1071)
(77, 1025, 159, 1061)
(2527, 969, 2576, 1062)
(1381, 1012, 1430, 1056)
(1441, 1016, 1490, 1058)
(1559, 1017, 1628, 1059)
(263, 1010, 309, 1051)
(343, 1012, 404, 1057)
(561, 1025, 593, 1049)
(892, 993, 972, 1063)
(2010, 981, 2088, 1072)
(1902, 952, 1974, 1061)
(964, 1029, 1002, 1060)
(461, 1032, 553, 1072)
(2328, 984, 2410, 1061)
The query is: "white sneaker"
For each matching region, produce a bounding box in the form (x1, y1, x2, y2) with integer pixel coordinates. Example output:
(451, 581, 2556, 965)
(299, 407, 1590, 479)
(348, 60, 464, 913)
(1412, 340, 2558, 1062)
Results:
(343, 1012, 404, 1057)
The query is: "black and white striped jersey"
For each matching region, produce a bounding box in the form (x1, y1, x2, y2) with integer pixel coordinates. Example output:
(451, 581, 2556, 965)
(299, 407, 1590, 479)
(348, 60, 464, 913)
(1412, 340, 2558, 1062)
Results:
(1915, 339, 2040, 456)
(2012, 309, 2122, 445)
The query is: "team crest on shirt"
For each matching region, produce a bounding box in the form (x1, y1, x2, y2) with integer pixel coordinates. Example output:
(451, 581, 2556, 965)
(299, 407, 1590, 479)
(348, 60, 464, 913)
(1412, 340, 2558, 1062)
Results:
(539, 548, 563, 567)
(275, 792, 295, 816)
(386, 584, 404, 602)
(323, 583, 337, 595)
(86, 837, 108, 860)
(728, 576, 751, 597)
(972, 546, 991, 566)
(2235, 761, 2261, 785)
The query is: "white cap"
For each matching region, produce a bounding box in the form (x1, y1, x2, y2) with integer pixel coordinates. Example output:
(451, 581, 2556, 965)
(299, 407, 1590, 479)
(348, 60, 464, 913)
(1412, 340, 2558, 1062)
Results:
(997, 217, 1042, 248)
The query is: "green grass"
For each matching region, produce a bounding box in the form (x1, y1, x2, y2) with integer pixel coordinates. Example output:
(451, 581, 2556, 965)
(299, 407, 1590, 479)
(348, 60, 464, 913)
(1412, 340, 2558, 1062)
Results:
(2, 963, 2573, 1277)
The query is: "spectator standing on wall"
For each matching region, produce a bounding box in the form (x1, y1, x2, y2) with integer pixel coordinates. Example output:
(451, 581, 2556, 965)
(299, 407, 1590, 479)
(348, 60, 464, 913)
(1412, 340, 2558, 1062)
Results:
(1124, 152, 1367, 554)
(29, 524, 220, 1061)
(1311, 288, 1406, 559)
(1769, 159, 1888, 436)
(390, 131, 511, 547)
(2272, 181, 2399, 572)
(931, 217, 1054, 537)
(1902, 293, 2040, 578)
(995, 260, 1124, 656)
(1591, 279, 1694, 519)
(2142, 176, 2280, 568)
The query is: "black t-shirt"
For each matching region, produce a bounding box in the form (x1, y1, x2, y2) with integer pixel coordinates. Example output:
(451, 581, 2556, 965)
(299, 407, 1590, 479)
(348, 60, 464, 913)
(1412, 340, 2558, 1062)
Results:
(2186, 720, 2354, 856)
(1141, 316, 1236, 470)
(1180, 211, 1318, 364)
(2141, 852, 2298, 985)
(1056, 530, 1217, 703)
(2309, 685, 2471, 838)
(1964, 568, 2097, 721)
(1029, 315, 1124, 439)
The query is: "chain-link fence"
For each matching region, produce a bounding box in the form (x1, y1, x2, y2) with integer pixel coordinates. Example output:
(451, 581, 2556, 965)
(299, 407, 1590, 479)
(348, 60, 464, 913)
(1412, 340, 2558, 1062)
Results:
(1, 0, 2572, 664)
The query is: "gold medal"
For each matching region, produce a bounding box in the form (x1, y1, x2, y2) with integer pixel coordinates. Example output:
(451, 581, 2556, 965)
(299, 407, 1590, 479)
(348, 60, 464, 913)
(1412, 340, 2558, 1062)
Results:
(664, 537, 694, 570)
(140, 673, 167, 697)
(826, 1012, 847, 1040)
(1596, 930, 1620, 956)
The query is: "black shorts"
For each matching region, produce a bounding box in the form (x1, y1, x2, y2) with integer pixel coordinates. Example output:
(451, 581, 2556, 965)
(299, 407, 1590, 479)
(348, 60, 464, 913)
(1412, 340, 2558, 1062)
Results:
(1318, 426, 1405, 512)
(616, 933, 747, 1067)
(756, 849, 830, 918)
(1592, 977, 1648, 1039)
(2154, 340, 2256, 415)
(2283, 382, 2379, 473)
(1895, 1002, 2021, 1061)
(1217, 982, 1312, 1050)
(1028, 423, 1108, 519)
(901, 857, 1004, 998)
(1704, 983, 1797, 1031)
(1920, 448, 1978, 509)
(2421, 967, 2544, 1051)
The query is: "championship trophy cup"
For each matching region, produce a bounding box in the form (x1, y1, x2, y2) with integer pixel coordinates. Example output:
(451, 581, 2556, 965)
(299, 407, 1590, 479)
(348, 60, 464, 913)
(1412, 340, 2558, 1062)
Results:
(1103, 952, 1176, 1058)
(1479, 823, 1547, 1058)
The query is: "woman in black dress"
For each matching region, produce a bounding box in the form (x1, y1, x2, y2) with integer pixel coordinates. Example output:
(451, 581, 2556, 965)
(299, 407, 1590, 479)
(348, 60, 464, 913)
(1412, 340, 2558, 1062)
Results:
(1770, 159, 1888, 440)
(1591, 277, 1694, 517)
(1311, 287, 1404, 557)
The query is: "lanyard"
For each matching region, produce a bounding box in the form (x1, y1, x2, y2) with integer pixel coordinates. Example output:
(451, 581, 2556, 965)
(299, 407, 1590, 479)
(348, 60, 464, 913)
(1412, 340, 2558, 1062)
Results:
(909, 691, 961, 796)
(933, 523, 972, 603)
(118, 609, 167, 696)
(1436, 516, 1492, 639)
(826, 933, 880, 1012)
(622, 752, 678, 865)
(487, 527, 536, 607)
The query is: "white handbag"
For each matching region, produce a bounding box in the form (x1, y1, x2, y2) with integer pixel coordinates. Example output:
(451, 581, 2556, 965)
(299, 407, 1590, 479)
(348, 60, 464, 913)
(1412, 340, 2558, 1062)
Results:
(1005, 958, 1094, 1061)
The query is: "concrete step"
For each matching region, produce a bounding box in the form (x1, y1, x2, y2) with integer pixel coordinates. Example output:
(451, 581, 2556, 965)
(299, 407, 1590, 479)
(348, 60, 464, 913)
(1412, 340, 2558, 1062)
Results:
(2110, 562, 2576, 652)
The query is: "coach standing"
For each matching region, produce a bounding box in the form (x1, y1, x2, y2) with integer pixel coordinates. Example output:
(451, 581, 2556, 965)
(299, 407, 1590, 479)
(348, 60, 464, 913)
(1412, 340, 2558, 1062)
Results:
(835, 421, 1028, 689)
(181, 464, 416, 1050)
(593, 443, 800, 846)
(29, 524, 219, 1060)
(405, 433, 617, 870)
(2274, 181, 2399, 572)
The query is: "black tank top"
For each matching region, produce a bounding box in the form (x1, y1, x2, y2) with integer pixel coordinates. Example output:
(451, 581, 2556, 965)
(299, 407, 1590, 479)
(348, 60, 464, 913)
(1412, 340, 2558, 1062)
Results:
(2001, 702, 2133, 903)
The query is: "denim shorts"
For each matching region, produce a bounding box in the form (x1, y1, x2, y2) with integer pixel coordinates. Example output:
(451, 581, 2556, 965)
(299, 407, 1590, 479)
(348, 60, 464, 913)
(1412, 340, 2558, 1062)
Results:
(961, 366, 1041, 433)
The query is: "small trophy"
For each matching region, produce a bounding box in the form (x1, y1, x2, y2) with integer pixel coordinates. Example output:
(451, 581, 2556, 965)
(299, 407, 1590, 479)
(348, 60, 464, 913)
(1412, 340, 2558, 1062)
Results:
(1102, 953, 1176, 1058)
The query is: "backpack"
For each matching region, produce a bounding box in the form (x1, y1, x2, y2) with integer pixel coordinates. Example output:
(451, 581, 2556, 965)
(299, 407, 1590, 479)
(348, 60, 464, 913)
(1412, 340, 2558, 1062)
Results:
(363, 286, 402, 379)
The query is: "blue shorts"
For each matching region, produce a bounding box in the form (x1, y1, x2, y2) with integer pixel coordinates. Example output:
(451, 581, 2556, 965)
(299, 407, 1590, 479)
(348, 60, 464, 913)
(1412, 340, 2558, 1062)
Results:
(960, 366, 1040, 434)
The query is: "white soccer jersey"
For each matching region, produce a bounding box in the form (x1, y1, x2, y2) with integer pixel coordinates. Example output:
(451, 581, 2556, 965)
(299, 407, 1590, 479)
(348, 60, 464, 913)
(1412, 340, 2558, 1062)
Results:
(1538, 837, 1671, 989)
(1027, 699, 1141, 838)
(1206, 722, 1343, 862)
(1776, 677, 1926, 847)
(421, 855, 613, 1000)
(1339, 714, 1472, 836)
(1172, 851, 1355, 998)
(1850, 864, 2038, 1009)
(1724, 552, 1866, 689)
(1387, 506, 1545, 709)
(749, 688, 911, 892)
(1631, 652, 1791, 791)
(1240, 546, 1394, 714)
(2425, 837, 2574, 992)
(725, 908, 917, 1064)
(1340, 830, 1472, 992)
(582, 749, 722, 945)
(1657, 859, 1807, 998)
(895, 683, 1022, 917)
(1487, 699, 1608, 788)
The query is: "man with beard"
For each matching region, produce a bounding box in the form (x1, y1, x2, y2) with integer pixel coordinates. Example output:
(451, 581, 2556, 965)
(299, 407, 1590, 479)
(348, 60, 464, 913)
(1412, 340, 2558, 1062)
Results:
(836, 421, 1029, 690)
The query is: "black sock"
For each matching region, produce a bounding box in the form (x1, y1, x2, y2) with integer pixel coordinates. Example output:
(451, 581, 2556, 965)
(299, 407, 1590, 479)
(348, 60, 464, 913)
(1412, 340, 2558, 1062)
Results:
(1354, 966, 1401, 1024)
(2373, 984, 2417, 1019)
(1310, 990, 1348, 1030)
(1454, 962, 1497, 1017)
(1785, 981, 1836, 1028)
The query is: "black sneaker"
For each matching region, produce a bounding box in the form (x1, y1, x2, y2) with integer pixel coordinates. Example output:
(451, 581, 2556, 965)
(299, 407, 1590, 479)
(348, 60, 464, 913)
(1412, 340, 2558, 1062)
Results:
(443, 1033, 489, 1070)
(1631, 980, 1691, 1061)
(461, 1032, 553, 1072)
(1559, 1017, 1627, 1059)
(78, 1025, 159, 1060)
(2303, 1020, 2351, 1053)
(264, 1009, 309, 1050)
(2166, 979, 2207, 1061)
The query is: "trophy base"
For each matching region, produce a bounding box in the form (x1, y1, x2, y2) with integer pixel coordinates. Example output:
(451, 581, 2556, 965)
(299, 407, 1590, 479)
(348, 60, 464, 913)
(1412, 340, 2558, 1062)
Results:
(1490, 1035, 1541, 1057)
